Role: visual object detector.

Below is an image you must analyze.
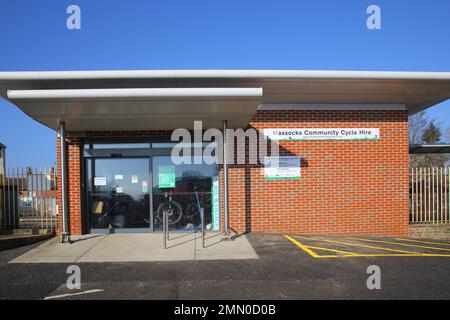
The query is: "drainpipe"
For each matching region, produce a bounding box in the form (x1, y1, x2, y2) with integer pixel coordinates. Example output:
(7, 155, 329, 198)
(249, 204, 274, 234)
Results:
(223, 120, 231, 240)
(59, 122, 70, 243)
(0, 144, 5, 230)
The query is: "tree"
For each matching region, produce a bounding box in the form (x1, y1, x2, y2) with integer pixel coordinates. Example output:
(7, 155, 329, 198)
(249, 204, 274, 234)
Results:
(409, 111, 428, 144)
(416, 121, 448, 167)
(409, 111, 429, 167)
(409, 113, 449, 167)
(445, 126, 450, 166)
(422, 121, 441, 143)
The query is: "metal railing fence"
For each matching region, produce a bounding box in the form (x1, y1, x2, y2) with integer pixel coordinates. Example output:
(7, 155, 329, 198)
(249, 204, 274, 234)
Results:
(410, 167, 450, 224)
(0, 166, 58, 230)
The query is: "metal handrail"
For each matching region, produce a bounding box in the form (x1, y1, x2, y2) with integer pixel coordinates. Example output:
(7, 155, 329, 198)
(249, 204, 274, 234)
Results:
(201, 207, 205, 249)
(163, 210, 168, 249)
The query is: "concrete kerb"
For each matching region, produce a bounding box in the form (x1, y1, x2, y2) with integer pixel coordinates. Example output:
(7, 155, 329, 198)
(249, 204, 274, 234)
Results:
(0, 229, 55, 252)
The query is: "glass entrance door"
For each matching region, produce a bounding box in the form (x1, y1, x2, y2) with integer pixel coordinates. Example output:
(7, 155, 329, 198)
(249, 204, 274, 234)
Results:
(84, 141, 221, 234)
(87, 158, 150, 232)
(152, 156, 220, 232)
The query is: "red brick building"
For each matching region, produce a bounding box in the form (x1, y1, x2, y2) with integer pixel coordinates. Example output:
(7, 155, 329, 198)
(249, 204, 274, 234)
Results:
(2, 70, 450, 239)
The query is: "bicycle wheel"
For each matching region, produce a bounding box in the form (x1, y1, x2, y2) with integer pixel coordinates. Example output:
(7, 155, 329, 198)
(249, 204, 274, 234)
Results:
(157, 200, 183, 225)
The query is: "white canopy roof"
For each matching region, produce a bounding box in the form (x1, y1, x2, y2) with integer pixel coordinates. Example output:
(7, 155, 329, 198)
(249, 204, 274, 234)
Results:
(409, 144, 450, 154)
(1, 69, 450, 131)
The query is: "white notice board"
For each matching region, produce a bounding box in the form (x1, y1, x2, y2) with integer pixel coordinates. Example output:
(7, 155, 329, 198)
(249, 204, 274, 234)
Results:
(264, 156, 301, 180)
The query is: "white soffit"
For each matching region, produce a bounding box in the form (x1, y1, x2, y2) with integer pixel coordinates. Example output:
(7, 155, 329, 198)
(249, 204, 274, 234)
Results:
(258, 104, 407, 111)
(6, 87, 263, 131)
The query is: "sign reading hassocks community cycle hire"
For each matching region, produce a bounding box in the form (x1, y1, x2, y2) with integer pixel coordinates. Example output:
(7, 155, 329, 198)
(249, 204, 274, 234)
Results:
(263, 128, 380, 141)
(264, 156, 301, 180)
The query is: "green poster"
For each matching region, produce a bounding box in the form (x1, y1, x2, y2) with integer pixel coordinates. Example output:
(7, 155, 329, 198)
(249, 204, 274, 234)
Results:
(211, 176, 220, 231)
(158, 166, 175, 188)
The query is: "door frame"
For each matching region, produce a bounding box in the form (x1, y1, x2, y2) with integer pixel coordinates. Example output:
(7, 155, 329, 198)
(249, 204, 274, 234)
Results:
(82, 139, 220, 234)
(84, 155, 153, 234)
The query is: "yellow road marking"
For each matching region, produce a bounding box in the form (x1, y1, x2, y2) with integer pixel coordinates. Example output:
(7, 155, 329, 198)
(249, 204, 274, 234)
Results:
(293, 235, 419, 254)
(304, 245, 358, 256)
(324, 253, 450, 258)
(395, 238, 450, 247)
(284, 235, 322, 258)
(348, 237, 450, 252)
(284, 235, 337, 258)
(285, 235, 450, 259)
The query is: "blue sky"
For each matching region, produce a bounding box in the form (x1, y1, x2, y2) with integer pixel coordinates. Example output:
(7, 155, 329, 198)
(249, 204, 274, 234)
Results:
(0, 0, 450, 166)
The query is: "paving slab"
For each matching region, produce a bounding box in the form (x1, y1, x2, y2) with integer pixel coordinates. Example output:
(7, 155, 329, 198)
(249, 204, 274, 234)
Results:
(8, 232, 258, 263)
(77, 233, 196, 262)
(195, 233, 259, 260)
(9, 234, 106, 263)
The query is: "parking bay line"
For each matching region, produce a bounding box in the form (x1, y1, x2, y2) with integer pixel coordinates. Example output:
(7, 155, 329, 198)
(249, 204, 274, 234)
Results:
(303, 245, 359, 256)
(285, 235, 450, 258)
(348, 237, 450, 253)
(394, 238, 450, 247)
(284, 235, 339, 258)
(293, 235, 419, 254)
(284, 235, 416, 258)
(322, 253, 450, 258)
(285, 235, 420, 258)
(284, 235, 450, 258)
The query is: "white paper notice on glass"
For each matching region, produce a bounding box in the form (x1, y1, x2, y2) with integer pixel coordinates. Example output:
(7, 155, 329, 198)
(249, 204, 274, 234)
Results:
(131, 175, 139, 184)
(115, 174, 124, 180)
(94, 177, 107, 186)
(116, 187, 123, 193)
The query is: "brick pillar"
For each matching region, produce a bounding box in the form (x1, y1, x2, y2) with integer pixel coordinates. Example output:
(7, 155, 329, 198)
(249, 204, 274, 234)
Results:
(57, 136, 83, 235)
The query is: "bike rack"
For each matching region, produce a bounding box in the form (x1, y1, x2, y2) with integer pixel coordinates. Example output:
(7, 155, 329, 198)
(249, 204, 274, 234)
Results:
(163, 210, 169, 249)
(163, 207, 206, 249)
(201, 207, 205, 249)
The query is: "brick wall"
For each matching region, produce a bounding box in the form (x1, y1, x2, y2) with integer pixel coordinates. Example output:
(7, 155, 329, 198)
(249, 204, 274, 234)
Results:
(409, 224, 450, 240)
(227, 109, 410, 236)
(57, 109, 410, 237)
